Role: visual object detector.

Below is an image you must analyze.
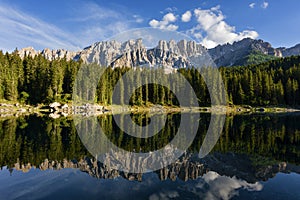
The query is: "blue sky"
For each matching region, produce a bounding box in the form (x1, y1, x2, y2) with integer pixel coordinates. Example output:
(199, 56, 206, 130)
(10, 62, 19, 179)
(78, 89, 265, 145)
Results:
(0, 0, 299, 52)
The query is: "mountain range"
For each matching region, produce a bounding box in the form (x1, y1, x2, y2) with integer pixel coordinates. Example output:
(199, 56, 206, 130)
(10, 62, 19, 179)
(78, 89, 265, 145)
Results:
(17, 38, 300, 68)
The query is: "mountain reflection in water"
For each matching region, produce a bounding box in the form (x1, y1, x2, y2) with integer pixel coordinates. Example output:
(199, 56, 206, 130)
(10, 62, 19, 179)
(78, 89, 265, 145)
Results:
(0, 113, 300, 199)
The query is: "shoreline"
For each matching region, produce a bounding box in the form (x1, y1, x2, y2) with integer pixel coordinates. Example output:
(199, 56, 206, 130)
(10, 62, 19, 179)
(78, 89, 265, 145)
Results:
(1, 101, 300, 118)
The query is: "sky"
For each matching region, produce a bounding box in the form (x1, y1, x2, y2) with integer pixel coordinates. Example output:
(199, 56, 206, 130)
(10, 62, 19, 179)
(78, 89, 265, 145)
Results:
(0, 0, 300, 52)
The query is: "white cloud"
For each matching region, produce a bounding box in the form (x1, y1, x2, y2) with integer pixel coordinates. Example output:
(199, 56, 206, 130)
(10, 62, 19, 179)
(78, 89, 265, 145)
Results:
(149, 19, 160, 27)
(149, 13, 178, 31)
(133, 15, 143, 23)
(202, 171, 263, 200)
(181, 11, 192, 22)
(210, 5, 221, 12)
(189, 6, 259, 48)
(261, 1, 269, 9)
(147, 171, 263, 200)
(165, 24, 179, 31)
(163, 13, 177, 23)
(249, 3, 256, 9)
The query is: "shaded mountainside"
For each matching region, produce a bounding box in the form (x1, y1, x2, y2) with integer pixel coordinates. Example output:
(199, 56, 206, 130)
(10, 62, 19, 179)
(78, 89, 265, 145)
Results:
(279, 44, 300, 57)
(17, 38, 300, 67)
(208, 38, 282, 66)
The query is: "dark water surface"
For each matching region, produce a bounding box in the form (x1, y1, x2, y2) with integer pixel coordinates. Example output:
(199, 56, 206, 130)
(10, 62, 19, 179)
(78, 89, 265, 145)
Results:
(0, 113, 300, 200)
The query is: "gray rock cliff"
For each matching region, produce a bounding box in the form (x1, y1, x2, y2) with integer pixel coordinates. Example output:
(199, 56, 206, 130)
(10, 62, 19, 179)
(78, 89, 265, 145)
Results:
(17, 38, 300, 67)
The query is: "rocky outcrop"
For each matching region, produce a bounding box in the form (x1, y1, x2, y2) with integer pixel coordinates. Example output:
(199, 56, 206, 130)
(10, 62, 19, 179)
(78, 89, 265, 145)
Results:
(109, 39, 150, 67)
(92, 39, 206, 68)
(41, 48, 77, 61)
(18, 47, 77, 61)
(47, 103, 107, 118)
(79, 40, 125, 66)
(111, 39, 211, 68)
(18, 47, 39, 58)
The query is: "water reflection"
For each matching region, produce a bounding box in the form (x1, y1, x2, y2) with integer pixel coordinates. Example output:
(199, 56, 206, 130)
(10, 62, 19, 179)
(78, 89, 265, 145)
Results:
(1, 165, 299, 200)
(0, 113, 300, 199)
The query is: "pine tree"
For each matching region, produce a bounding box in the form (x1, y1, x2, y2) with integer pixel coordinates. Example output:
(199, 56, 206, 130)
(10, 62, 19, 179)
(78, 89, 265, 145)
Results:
(236, 83, 245, 104)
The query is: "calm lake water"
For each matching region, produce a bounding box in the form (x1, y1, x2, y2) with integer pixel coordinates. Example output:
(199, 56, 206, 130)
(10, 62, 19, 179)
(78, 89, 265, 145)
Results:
(0, 112, 300, 200)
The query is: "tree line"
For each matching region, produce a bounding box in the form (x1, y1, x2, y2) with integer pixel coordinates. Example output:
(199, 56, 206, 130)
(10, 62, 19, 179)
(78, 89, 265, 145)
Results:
(0, 50, 300, 106)
(0, 50, 81, 104)
(1, 113, 299, 168)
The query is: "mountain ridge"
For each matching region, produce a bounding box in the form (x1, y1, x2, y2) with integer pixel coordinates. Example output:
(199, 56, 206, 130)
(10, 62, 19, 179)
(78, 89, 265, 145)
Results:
(17, 38, 300, 67)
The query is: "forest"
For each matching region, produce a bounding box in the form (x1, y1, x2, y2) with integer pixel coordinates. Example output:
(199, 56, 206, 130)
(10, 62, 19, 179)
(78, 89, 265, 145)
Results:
(0, 113, 299, 168)
(0, 50, 300, 106)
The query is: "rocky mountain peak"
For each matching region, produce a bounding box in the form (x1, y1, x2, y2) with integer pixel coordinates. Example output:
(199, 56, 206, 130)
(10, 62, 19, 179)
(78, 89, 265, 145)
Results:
(18, 47, 39, 59)
(208, 37, 286, 66)
(18, 47, 77, 61)
(110, 39, 205, 68)
(16, 38, 300, 68)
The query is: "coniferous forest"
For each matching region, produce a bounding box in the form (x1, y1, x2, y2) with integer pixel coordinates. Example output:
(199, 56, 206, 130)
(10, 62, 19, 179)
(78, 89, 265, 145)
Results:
(1, 113, 300, 168)
(0, 50, 300, 107)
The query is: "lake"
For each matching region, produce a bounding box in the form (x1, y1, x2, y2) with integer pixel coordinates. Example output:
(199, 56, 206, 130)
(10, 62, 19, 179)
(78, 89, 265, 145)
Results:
(0, 112, 300, 200)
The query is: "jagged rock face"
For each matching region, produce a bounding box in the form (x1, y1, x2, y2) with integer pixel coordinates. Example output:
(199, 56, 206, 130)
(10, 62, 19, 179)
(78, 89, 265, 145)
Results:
(79, 40, 123, 66)
(17, 38, 300, 67)
(100, 39, 197, 68)
(41, 48, 77, 61)
(145, 48, 189, 68)
(18, 47, 77, 61)
(110, 39, 208, 68)
(109, 39, 150, 67)
(18, 47, 39, 58)
(17, 39, 207, 68)
(250, 39, 282, 57)
(79, 38, 153, 67)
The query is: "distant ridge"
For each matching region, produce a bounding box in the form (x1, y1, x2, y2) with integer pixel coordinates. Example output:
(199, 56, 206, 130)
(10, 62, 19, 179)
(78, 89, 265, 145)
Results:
(17, 38, 300, 67)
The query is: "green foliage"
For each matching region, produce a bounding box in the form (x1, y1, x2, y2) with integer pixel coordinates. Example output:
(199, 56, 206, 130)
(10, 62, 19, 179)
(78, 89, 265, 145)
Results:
(0, 116, 90, 167)
(0, 51, 300, 106)
(19, 91, 29, 104)
(0, 113, 300, 167)
(0, 53, 80, 104)
(245, 50, 278, 65)
(220, 55, 300, 106)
